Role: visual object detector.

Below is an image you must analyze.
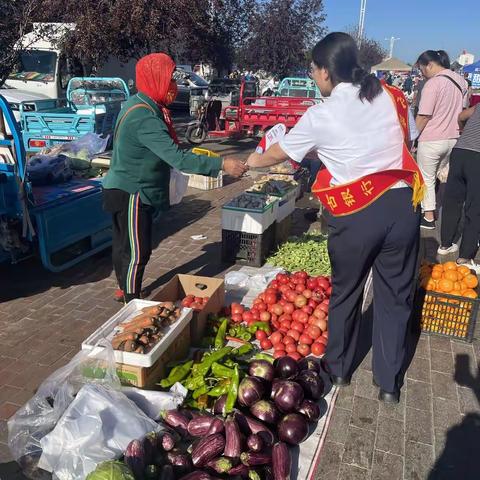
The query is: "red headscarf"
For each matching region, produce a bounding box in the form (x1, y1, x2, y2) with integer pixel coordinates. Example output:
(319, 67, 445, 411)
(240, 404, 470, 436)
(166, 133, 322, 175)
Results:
(136, 53, 179, 144)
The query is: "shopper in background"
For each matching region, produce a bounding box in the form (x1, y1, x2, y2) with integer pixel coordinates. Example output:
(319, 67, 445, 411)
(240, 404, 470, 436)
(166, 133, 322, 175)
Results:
(415, 50, 468, 230)
(438, 104, 480, 273)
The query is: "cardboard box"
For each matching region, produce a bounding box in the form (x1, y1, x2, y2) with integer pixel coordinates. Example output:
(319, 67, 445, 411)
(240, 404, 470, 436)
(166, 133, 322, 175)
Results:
(83, 322, 191, 388)
(152, 274, 225, 346)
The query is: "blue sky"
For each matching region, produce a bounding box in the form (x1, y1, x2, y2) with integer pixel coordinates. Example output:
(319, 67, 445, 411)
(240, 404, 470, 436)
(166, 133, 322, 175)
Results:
(323, 0, 479, 64)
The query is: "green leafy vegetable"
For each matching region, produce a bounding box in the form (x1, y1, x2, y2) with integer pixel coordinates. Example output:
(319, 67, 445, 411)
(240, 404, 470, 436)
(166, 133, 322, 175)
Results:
(86, 461, 134, 480)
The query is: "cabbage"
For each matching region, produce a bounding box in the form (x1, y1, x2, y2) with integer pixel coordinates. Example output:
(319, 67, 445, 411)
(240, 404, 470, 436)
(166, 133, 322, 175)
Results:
(86, 461, 135, 480)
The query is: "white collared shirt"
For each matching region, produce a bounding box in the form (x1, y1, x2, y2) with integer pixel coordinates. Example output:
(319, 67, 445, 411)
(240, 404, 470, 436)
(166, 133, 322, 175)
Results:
(279, 83, 405, 186)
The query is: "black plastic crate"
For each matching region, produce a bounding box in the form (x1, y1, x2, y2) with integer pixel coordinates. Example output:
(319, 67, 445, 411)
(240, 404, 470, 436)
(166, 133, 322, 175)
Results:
(222, 223, 275, 267)
(275, 215, 292, 247)
(413, 288, 479, 342)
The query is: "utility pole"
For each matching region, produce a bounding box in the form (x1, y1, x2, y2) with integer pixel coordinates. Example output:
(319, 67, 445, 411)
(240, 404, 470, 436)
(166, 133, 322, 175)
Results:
(385, 36, 400, 59)
(357, 0, 367, 46)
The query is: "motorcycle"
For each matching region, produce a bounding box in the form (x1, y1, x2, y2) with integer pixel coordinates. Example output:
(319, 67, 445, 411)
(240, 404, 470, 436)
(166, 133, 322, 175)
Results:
(185, 99, 223, 145)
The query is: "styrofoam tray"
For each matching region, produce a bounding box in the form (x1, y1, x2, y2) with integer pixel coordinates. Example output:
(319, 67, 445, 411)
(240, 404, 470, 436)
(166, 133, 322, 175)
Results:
(81, 299, 193, 367)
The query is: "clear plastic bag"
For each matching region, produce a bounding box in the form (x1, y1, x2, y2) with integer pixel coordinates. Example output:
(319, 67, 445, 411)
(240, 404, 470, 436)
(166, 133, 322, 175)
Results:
(169, 168, 189, 205)
(42, 133, 109, 161)
(7, 342, 120, 479)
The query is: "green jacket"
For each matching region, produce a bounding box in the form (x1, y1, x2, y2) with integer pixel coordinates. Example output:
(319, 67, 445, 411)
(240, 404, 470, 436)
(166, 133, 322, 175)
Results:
(103, 93, 222, 211)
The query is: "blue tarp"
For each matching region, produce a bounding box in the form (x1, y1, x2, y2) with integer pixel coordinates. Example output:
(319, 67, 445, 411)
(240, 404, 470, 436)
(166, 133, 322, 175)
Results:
(463, 60, 480, 73)
(463, 61, 480, 88)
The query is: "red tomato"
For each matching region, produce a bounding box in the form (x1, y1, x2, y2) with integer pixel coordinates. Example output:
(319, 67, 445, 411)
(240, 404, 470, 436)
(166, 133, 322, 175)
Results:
(181, 298, 193, 307)
(191, 302, 202, 310)
(283, 302, 295, 315)
(322, 330, 329, 339)
(266, 288, 278, 296)
(285, 290, 297, 303)
(260, 311, 271, 322)
(265, 293, 277, 305)
(323, 298, 330, 306)
(316, 319, 327, 331)
(276, 273, 290, 285)
(288, 352, 302, 361)
(279, 299, 287, 306)
(269, 331, 283, 345)
(317, 336, 328, 346)
(271, 313, 278, 323)
(274, 350, 286, 359)
(243, 311, 254, 323)
(231, 313, 243, 323)
(272, 304, 284, 316)
(252, 310, 260, 321)
(291, 321, 304, 333)
(202, 297, 209, 304)
(297, 311, 309, 324)
(231, 303, 244, 315)
(256, 330, 268, 341)
(285, 343, 297, 353)
(311, 342, 326, 356)
(302, 289, 312, 299)
(318, 303, 329, 314)
(317, 278, 330, 291)
(194, 297, 203, 303)
(278, 314, 292, 324)
(302, 306, 313, 315)
(297, 343, 311, 357)
(286, 329, 300, 341)
(269, 281, 280, 290)
(257, 302, 267, 312)
(326, 287, 332, 297)
(307, 299, 318, 309)
(291, 310, 302, 322)
(294, 295, 308, 308)
(274, 342, 286, 352)
(306, 325, 321, 339)
(271, 320, 280, 331)
(280, 320, 292, 331)
(306, 278, 318, 290)
(260, 339, 273, 350)
(299, 334, 313, 345)
(295, 283, 306, 293)
(283, 335, 295, 345)
(314, 308, 327, 320)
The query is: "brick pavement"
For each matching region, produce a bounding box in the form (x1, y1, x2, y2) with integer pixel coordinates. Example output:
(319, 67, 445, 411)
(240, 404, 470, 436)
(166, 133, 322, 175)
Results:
(1, 150, 479, 479)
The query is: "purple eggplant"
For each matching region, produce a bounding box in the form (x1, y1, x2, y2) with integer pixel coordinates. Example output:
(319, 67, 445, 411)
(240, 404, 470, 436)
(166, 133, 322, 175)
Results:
(238, 376, 266, 407)
(240, 452, 272, 467)
(270, 379, 283, 401)
(167, 450, 193, 474)
(273, 381, 304, 413)
(272, 442, 291, 480)
(162, 409, 190, 432)
(143, 433, 158, 465)
(206, 457, 234, 474)
(224, 416, 241, 459)
(188, 416, 218, 437)
(191, 433, 226, 467)
(206, 417, 225, 435)
(246, 434, 263, 453)
(277, 413, 309, 445)
(299, 399, 321, 423)
(297, 358, 320, 374)
(228, 464, 249, 477)
(250, 400, 280, 425)
(248, 360, 275, 383)
(179, 471, 212, 480)
(234, 411, 274, 446)
(296, 370, 324, 400)
(274, 357, 299, 379)
(213, 395, 227, 416)
(162, 431, 177, 451)
(124, 438, 146, 480)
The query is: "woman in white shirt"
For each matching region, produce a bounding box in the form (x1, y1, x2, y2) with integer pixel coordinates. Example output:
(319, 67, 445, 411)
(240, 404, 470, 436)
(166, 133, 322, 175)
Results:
(247, 33, 423, 404)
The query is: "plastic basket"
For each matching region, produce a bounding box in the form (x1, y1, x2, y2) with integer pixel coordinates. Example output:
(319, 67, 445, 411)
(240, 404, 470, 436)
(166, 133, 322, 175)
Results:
(221, 223, 276, 267)
(188, 148, 223, 190)
(414, 289, 479, 342)
(275, 215, 292, 246)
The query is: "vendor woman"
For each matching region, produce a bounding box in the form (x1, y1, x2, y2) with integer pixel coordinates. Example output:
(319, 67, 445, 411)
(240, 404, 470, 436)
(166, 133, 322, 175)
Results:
(103, 53, 247, 303)
(247, 33, 424, 404)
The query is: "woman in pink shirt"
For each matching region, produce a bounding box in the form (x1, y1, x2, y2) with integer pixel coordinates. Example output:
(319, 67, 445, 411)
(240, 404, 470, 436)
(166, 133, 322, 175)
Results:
(415, 50, 468, 230)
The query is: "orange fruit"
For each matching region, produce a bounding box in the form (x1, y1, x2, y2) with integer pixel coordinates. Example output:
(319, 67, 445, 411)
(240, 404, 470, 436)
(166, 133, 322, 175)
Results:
(460, 280, 468, 291)
(426, 280, 436, 290)
(454, 281, 462, 291)
(462, 289, 478, 299)
(431, 270, 442, 280)
(432, 264, 444, 272)
(457, 265, 471, 277)
(464, 274, 478, 289)
(443, 261, 457, 271)
(444, 270, 459, 282)
(438, 279, 454, 293)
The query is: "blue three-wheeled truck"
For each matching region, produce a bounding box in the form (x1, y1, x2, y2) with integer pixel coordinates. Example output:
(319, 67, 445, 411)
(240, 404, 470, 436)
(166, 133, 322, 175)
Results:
(0, 94, 112, 272)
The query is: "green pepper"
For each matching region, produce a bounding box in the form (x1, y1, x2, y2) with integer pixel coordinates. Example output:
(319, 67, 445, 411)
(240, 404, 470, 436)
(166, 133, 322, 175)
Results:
(208, 379, 231, 397)
(247, 322, 272, 334)
(253, 353, 274, 364)
(193, 384, 209, 399)
(211, 362, 234, 378)
(196, 347, 233, 376)
(200, 337, 215, 348)
(231, 343, 253, 356)
(215, 319, 229, 349)
(224, 359, 236, 368)
(183, 375, 205, 391)
(225, 365, 239, 413)
(159, 360, 193, 388)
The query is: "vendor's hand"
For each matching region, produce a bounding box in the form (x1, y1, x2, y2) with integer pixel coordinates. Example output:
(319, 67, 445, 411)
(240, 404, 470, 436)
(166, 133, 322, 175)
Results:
(222, 157, 248, 177)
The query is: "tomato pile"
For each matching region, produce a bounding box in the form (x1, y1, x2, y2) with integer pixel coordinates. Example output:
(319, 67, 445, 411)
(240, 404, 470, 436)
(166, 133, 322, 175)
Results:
(229, 271, 331, 359)
(181, 295, 210, 311)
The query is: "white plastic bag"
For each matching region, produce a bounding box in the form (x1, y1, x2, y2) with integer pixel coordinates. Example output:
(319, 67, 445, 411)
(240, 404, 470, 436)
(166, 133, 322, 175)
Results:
(8, 341, 120, 479)
(169, 168, 189, 205)
(38, 384, 161, 480)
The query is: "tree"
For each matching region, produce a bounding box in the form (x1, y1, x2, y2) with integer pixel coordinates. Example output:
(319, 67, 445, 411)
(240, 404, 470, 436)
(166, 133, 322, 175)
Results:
(237, 0, 326, 77)
(347, 27, 386, 71)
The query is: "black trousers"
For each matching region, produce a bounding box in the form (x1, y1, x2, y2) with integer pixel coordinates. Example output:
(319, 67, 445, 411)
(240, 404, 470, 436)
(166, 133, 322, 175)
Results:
(325, 188, 420, 393)
(103, 189, 153, 301)
(441, 148, 480, 259)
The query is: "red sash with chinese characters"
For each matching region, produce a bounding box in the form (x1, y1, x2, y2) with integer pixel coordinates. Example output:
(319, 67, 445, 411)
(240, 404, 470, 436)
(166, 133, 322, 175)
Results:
(311, 83, 425, 216)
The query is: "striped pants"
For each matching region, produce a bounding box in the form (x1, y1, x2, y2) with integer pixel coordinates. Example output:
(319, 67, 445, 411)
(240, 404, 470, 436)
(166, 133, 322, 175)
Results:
(103, 189, 153, 301)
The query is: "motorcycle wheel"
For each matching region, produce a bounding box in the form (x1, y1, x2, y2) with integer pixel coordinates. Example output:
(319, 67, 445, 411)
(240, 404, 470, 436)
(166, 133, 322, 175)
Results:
(185, 124, 208, 145)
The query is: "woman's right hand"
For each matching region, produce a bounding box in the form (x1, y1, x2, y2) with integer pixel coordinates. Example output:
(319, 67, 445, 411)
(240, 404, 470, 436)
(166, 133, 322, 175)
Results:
(222, 157, 249, 177)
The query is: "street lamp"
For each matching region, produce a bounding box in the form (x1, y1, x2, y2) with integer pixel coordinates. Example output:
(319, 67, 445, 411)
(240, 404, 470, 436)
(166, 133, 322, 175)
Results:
(357, 0, 367, 46)
(385, 36, 400, 59)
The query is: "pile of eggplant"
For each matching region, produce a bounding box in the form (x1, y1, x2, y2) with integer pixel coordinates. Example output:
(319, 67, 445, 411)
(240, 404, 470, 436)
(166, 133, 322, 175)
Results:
(123, 357, 324, 480)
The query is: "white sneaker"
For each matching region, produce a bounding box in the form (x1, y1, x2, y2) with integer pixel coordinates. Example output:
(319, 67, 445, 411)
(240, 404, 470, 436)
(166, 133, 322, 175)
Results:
(437, 244, 459, 255)
(456, 259, 480, 275)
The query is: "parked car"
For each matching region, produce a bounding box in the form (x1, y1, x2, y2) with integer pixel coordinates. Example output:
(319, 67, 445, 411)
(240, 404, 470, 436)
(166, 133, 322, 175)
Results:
(171, 68, 209, 113)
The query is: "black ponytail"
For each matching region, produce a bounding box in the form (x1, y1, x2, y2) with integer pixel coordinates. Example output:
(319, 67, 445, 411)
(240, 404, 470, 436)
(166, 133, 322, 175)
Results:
(312, 32, 382, 103)
(416, 50, 451, 69)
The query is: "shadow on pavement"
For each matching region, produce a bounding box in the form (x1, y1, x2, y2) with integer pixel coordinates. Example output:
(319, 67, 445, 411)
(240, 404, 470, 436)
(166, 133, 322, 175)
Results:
(428, 354, 480, 480)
